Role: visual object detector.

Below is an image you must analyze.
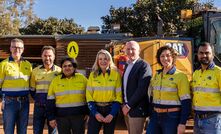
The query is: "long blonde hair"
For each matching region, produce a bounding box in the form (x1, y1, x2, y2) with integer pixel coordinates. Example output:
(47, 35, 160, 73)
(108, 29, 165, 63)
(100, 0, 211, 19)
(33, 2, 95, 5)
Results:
(92, 49, 117, 77)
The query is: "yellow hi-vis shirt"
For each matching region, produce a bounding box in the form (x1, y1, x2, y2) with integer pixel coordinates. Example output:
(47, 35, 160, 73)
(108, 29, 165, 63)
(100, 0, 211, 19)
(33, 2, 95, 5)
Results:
(192, 65, 221, 112)
(150, 68, 190, 106)
(47, 73, 87, 108)
(86, 69, 122, 103)
(0, 57, 32, 96)
(30, 65, 61, 94)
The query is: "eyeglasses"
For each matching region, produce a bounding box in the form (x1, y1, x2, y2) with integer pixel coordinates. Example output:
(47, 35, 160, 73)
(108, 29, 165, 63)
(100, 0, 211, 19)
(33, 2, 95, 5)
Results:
(62, 64, 73, 68)
(11, 46, 24, 50)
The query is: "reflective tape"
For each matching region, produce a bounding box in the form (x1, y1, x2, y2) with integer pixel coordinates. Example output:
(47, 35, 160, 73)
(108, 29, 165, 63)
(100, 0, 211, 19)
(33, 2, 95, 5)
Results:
(30, 87, 36, 91)
(55, 90, 85, 96)
(88, 86, 115, 91)
(193, 87, 219, 93)
(153, 86, 177, 92)
(87, 86, 93, 91)
(5, 75, 30, 80)
(180, 94, 191, 100)
(2, 87, 29, 92)
(47, 95, 55, 100)
(36, 81, 51, 85)
(36, 89, 48, 93)
(56, 102, 86, 108)
(153, 99, 181, 105)
(115, 87, 121, 92)
(193, 106, 221, 111)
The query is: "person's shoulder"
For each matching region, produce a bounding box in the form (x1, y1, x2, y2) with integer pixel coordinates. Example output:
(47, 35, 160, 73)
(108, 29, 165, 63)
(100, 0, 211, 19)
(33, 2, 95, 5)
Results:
(174, 69, 187, 77)
(54, 65, 61, 71)
(32, 65, 43, 72)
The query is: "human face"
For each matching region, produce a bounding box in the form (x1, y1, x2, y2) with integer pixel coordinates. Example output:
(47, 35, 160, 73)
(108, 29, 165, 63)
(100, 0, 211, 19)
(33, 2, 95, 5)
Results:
(126, 42, 140, 61)
(62, 60, 75, 78)
(160, 50, 173, 68)
(197, 45, 214, 65)
(10, 42, 24, 60)
(98, 53, 110, 72)
(41, 49, 55, 67)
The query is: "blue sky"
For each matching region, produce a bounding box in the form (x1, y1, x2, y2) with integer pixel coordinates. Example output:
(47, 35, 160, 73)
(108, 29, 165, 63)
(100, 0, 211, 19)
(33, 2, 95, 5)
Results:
(34, 0, 221, 30)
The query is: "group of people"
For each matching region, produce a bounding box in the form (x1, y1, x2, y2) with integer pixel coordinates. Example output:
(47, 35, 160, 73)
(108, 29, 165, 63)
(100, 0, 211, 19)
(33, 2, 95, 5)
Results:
(0, 38, 220, 134)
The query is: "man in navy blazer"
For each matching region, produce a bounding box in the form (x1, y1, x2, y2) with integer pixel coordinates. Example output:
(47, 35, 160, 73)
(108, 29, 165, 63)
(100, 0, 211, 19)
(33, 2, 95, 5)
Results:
(122, 41, 152, 134)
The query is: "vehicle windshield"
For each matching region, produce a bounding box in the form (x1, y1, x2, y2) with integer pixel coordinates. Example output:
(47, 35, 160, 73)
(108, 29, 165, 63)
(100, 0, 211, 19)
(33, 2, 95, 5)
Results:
(211, 19, 221, 60)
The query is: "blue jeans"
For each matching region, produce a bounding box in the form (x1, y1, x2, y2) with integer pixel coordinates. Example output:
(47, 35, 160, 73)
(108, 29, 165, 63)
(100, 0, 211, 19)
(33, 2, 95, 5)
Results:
(194, 113, 221, 134)
(146, 111, 180, 134)
(33, 103, 53, 134)
(3, 96, 29, 134)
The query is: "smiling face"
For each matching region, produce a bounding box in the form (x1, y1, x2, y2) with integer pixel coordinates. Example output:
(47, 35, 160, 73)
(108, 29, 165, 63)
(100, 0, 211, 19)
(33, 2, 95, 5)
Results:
(62, 60, 75, 78)
(125, 41, 140, 61)
(42, 49, 55, 68)
(10, 41, 24, 60)
(98, 53, 110, 72)
(160, 49, 173, 68)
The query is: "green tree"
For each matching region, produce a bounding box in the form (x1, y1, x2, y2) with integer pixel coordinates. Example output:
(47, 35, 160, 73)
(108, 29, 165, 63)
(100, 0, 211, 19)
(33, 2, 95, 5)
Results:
(20, 17, 84, 35)
(101, 0, 214, 37)
(0, 0, 36, 35)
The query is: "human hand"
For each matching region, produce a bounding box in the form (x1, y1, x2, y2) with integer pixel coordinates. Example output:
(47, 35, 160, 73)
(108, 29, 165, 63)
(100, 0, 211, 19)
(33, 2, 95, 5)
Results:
(177, 124, 186, 134)
(122, 105, 130, 116)
(95, 113, 105, 122)
(49, 120, 57, 128)
(103, 114, 113, 123)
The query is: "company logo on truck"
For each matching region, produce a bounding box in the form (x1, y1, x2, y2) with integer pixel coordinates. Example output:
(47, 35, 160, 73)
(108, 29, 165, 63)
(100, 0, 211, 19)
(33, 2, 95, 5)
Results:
(165, 42, 189, 58)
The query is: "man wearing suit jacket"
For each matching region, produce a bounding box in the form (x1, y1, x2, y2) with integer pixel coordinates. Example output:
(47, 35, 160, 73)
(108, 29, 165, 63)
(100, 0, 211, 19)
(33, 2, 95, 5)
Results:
(122, 41, 152, 134)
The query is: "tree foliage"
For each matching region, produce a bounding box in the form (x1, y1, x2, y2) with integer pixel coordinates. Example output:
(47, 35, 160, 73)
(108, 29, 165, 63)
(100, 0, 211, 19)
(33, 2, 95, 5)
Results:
(20, 17, 84, 35)
(0, 0, 36, 35)
(101, 0, 214, 37)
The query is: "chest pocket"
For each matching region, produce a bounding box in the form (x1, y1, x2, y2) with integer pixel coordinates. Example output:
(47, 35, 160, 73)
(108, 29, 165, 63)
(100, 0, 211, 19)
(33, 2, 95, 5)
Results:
(5, 65, 17, 76)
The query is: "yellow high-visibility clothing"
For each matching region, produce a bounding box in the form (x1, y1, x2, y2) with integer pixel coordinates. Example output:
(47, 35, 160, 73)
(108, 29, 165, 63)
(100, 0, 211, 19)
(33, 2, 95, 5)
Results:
(192, 65, 221, 112)
(47, 73, 87, 108)
(30, 65, 61, 94)
(86, 69, 122, 103)
(0, 57, 32, 96)
(150, 68, 190, 106)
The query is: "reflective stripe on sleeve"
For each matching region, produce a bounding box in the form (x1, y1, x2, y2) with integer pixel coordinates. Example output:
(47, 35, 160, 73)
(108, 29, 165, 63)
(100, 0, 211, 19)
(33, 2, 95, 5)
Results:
(5, 76, 30, 80)
(2, 87, 29, 92)
(36, 81, 51, 85)
(180, 94, 191, 100)
(193, 106, 221, 111)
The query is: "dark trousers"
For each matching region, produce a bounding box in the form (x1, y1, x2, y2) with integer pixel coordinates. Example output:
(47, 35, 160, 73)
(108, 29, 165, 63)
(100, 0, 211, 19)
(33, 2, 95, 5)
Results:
(56, 115, 86, 134)
(146, 111, 180, 134)
(33, 104, 53, 134)
(87, 105, 118, 134)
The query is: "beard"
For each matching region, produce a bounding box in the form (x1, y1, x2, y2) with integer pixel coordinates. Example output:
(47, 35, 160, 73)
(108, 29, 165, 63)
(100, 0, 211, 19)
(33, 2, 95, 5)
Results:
(198, 58, 212, 65)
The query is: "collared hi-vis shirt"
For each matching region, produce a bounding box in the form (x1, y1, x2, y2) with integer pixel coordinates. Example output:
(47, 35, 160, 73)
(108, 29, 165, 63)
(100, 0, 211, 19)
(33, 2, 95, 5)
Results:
(192, 63, 221, 113)
(150, 66, 191, 124)
(0, 57, 32, 96)
(47, 73, 88, 121)
(86, 69, 122, 103)
(30, 65, 61, 104)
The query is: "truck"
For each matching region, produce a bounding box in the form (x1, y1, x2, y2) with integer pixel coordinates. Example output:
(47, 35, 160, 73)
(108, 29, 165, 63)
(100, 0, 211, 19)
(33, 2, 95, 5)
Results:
(107, 10, 221, 78)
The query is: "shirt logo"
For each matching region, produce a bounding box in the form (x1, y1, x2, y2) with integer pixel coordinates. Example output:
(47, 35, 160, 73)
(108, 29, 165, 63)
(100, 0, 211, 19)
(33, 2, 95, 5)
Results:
(169, 78, 174, 81)
(207, 76, 212, 80)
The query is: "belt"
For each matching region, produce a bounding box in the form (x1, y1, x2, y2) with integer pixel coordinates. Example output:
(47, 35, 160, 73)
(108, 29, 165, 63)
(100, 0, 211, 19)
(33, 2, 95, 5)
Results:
(154, 107, 180, 113)
(196, 112, 220, 119)
(5, 96, 28, 101)
(96, 102, 112, 107)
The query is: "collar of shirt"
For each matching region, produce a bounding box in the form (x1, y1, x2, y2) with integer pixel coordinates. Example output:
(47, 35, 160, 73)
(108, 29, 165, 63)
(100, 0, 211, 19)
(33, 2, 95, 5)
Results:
(98, 68, 111, 76)
(157, 66, 176, 75)
(197, 62, 215, 70)
(61, 72, 76, 79)
(127, 57, 139, 65)
(9, 55, 24, 62)
(40, 64, 56, 71)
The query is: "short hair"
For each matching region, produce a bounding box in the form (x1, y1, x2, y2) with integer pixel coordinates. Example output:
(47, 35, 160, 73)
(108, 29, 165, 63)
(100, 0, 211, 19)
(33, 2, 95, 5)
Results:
(156, 45, 177, 66)
(198, 42, 215, 55)
(61, 57, 77, 68)
(60, 57, 78, 76)
(41, 46, 55, 55)
(11, 38, 24, 45)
